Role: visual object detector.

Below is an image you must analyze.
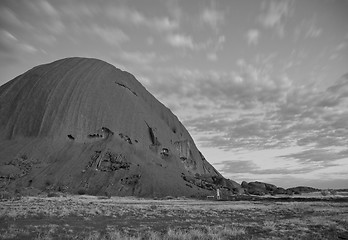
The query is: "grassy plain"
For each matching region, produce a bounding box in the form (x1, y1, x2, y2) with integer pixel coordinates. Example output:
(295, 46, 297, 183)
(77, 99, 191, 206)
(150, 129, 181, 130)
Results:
(0, 194, 348, 239)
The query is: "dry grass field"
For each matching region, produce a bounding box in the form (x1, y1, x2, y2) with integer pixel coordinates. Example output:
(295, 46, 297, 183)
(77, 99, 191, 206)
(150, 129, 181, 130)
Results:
(1, 194, 348, 239)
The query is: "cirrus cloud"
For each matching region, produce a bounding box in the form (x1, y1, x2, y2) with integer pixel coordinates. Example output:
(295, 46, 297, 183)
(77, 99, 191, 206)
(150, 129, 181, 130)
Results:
(258, 0, 294, 37)
(145, 59, 348, 164)
(201, 6, 224, 32)
(86, 25, 129, 46)
(166, 34, 209, 51)
(246, 29, 260, 45)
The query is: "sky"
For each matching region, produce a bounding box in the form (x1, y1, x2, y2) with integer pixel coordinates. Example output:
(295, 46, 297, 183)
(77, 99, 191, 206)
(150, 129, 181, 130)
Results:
(0, 0, 347, 189)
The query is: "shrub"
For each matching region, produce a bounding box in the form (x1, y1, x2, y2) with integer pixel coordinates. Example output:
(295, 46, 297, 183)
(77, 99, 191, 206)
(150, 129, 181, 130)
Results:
(321, 190, 329, 196)
(47, 192, 60, 198)
(149, 205, 157, 210)
(329, 189, 337, 195)
(77, 189, 86, 195)
(0, 191, 13, 201)
(263, 220, 276, 231)
(97, 196, 110, 200)
(45, 179, 53, 186)
(164, 196, 175, 200)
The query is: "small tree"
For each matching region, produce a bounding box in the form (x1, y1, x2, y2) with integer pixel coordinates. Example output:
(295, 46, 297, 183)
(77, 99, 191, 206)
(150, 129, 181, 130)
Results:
(321, 190, 329, 196)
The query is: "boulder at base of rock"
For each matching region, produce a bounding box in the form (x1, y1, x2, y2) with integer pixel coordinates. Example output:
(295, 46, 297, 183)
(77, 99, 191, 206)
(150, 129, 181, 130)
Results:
(286, 186, 320, 195)
(242, 181, 283, 195)
(242, 181, 319, 196)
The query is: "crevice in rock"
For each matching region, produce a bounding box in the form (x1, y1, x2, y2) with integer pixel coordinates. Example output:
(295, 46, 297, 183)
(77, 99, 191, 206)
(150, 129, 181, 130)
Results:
(115, 82, 137, 96)
(67, 134, 75, 140)
(119, 133, 132, 144)
(88, 127, 114, 139)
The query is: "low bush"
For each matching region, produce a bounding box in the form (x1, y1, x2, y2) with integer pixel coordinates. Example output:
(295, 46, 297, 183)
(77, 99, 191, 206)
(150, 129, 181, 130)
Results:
(47, 192, 60, 198)
(0, 191, 21, 201)
(77, 189, 86, 195)
(0, 191, 13, 201)
(83, 225, 246, 240)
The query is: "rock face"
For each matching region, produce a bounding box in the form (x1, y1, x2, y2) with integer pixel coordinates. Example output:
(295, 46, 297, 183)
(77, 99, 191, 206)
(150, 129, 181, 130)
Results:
(241, 181, 319, 196)
(0, 57, 241, 197)
(241, 181, 277, 196)
(287, 186, 319, 195)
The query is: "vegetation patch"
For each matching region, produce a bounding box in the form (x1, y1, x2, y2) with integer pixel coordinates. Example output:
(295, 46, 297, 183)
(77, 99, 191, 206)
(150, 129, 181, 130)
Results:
(0, 195, 347, 239)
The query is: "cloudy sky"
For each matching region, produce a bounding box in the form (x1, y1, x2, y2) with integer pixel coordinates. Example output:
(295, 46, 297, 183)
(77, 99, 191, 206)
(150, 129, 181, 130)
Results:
(1, 0, 347, 189)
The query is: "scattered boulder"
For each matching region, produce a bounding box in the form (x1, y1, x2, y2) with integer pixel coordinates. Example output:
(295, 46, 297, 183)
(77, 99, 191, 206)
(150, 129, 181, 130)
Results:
(286, 186, 319, 194)
(264, 183, 277, 192)
(274, 187, 287, 194)
(241, 181, 320, 196)
(242, 181, 267, 195)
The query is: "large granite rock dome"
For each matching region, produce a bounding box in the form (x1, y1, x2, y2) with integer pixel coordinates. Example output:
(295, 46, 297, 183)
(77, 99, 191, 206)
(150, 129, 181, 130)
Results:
(0, 57, 241, 197)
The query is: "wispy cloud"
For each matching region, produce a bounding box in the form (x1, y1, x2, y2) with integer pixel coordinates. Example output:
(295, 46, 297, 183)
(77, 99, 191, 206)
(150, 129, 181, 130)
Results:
(0, 7, 30, 29)
(148, 59, 290, 109)
(246, 29, 260, 45)
(335, 42, 347, 51)
(279, 149, 348, 165)
(59, 2, 179, 33)
(294, 18, 322, 40)
(165, 0, 183, 24)
(329, 42, 347, 60)
(25, 0, 59, 16)
(216, 160, 259, 174)
(119, 51, 157, 65)
(105, 5, 179, 32)
(166, 34, 209, 50)
(0, 29, 37, 54)
(215, 160, 328, 176)
(145, 57, 348, 163)
(258, 0, 294, 37)
(200, 3, 224, 32)
(115, 51, 169, 70)
(207, 35, 225, 61)
(153, 18, 179, 32)
(305, 25, 322, 38)
(166, 34, 194, 49)
(206, 53, 218, 61)
(85, 25, 129, 46)
(200, 75, 348, 152)
(23, 0, 65, 34)
(0, 0, 66, 37)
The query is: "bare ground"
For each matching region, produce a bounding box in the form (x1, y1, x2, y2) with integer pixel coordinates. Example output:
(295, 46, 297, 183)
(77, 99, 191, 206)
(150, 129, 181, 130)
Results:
(0, 195, 348, 239)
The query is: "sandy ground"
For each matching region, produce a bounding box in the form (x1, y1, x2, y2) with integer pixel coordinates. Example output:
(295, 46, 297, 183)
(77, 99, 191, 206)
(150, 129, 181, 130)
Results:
(0, 194, 348, 239)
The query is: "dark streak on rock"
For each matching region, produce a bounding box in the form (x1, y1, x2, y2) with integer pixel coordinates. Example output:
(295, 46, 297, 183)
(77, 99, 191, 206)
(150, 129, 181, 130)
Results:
(115, 82, 137, 96)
